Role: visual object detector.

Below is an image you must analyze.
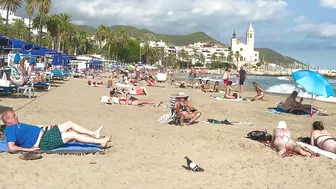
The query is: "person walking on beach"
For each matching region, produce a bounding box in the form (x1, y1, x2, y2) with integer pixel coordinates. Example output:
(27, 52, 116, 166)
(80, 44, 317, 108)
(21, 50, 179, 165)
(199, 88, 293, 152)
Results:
(1, 109, 111, 152)
(188, 65, 196, 88)
(238, 66, 246, 93)
(222, 69, 230, 87)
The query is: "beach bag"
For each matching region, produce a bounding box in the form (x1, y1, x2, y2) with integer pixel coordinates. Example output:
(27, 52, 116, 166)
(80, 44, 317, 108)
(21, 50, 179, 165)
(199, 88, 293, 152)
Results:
(246, 130, 272, 141)
(0, 72, 10, 87)
(157, 113, 175, 124)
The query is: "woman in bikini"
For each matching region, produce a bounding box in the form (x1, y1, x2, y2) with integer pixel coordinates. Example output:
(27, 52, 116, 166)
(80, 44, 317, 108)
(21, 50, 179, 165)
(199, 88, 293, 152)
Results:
(224, 81, 237, 99)
(174, 93, 201, 126)
(251, 82, 264, 101)
(109, 90, 160, 106)
(272, 121, 311, 157)
(310, 121, 336, 153)
(213, 81, 220, 93)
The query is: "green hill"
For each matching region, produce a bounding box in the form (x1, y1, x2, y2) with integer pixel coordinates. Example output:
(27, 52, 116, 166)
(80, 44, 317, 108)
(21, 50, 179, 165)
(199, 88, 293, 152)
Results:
(75, 24, 305, 66)
(256, 48, 305, 66)
(75, 24, 222, 45)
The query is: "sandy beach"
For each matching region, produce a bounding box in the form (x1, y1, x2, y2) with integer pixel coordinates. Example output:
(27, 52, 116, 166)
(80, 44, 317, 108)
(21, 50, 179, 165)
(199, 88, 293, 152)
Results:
(1, 78, 336, 189)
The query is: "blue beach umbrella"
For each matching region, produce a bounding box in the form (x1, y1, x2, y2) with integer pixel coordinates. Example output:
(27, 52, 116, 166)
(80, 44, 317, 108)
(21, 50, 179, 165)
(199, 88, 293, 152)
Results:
(292, 69, 335, 98)
(13, 52, 21, 64)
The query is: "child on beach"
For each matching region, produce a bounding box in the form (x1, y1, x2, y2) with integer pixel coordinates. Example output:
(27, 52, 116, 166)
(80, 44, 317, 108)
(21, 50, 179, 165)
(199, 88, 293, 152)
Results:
(251, 82, 264, 101)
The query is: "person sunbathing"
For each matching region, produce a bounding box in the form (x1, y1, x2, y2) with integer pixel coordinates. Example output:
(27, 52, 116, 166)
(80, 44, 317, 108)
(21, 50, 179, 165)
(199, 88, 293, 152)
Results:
(224, 81, 237, 99)
(202, 80, 210, 92)
(283, 91, 325, 115)
(213, 81, 220, 93)
(1, 109, 111, 152)
(251, 82, 264, 101)
(174, 92, 201, 126)
(147, 76, 158, 87)
(109, 91, 160, 106)
(271, 121, 311, 157)
(310, 121, 336, 153)
(128, 86, 149, 95)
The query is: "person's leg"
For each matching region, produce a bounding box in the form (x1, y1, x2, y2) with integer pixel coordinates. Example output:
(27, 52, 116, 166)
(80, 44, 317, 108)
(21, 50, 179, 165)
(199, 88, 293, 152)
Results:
(224, 94, 236, 99)
(142, 87, 149, 95)
(131, 100, 160, 106)
(61, 131, 111, 147)
(292, 145, 311, 157)
(188, 112, 201, 124)
(178, 113, 185, 126)
(58, 120, 103, 139)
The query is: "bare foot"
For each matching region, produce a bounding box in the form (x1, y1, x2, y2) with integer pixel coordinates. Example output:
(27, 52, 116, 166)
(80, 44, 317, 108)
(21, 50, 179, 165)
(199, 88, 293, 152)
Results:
(94, 125, 104, 139)
(100, 135, 111, 148)
(155, 101, 161, 107)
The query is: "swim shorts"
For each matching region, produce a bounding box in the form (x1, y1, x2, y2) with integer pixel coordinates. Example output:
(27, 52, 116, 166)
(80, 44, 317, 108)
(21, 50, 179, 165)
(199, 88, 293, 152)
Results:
(239, 78, 245, 85)
(39, 125, 64, 150)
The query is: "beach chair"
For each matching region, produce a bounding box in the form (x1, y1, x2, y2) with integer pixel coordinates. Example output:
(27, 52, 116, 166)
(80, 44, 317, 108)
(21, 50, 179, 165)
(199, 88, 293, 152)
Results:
(51, 69, 64, 80)
(62, 70, 71, 78)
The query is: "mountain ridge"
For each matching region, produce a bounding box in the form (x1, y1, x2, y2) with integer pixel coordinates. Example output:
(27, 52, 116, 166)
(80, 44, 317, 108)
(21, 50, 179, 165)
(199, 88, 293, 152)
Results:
(75, 24, 305, 65)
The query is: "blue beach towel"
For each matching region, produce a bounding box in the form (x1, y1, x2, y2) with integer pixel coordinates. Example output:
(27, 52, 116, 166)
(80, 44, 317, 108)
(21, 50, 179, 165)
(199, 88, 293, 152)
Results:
(266, 109, 310, 116)
(0, 140, 104, 155)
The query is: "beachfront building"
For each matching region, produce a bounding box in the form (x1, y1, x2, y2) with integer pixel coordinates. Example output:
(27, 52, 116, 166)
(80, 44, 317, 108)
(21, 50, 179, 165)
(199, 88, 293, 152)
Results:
(231, 22, 259, 67)
(0, 9, 46, 35)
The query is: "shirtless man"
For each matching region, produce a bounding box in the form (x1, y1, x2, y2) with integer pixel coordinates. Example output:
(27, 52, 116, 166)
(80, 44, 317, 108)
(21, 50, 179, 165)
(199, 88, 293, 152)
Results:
(284, 91, 322, 114)
(1, 109, 111, 152)
(188, 65, 196, 87)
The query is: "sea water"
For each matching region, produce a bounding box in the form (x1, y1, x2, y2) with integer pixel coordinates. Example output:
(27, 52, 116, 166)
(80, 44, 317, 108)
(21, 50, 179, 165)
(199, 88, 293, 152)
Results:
(173, 74, 336, 103)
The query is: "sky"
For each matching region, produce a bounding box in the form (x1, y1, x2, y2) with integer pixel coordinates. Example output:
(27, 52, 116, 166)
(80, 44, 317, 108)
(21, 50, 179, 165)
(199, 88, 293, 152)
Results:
(17, 0, 336, 69)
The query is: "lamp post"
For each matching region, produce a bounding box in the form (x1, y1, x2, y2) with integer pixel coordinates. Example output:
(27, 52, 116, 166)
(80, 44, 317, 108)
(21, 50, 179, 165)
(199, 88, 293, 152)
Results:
(139, 42, 144, 64)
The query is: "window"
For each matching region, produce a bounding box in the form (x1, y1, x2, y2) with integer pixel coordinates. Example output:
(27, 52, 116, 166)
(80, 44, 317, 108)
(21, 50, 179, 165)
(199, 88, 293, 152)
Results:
(250, 34, 252, 38)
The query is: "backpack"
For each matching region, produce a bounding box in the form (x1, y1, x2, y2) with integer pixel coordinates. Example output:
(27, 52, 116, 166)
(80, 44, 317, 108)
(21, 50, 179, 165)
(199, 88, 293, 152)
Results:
(246, 130, 272, 141)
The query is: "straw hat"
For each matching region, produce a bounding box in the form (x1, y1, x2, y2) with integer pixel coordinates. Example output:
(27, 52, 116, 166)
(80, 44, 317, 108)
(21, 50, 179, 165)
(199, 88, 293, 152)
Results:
(176, 92, 188, 98)
(277, 121, 287, 129)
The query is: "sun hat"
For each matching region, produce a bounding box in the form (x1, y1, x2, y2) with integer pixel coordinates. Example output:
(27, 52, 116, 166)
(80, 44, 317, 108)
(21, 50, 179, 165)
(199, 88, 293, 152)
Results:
(176, 92, 188, 98)
(277, 121, 287, 129)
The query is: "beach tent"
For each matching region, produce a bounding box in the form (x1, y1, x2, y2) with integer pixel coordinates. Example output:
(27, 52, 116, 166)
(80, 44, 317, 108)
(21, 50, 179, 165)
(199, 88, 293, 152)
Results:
(19, 48, 58, 56)
(3, 38, 34, 50)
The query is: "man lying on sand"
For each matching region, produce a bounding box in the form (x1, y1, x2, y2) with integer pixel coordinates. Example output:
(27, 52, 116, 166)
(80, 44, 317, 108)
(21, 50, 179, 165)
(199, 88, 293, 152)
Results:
(272, 121, 311, 157)
(283, 91, 326, 115)
(1, 109, 111, 152)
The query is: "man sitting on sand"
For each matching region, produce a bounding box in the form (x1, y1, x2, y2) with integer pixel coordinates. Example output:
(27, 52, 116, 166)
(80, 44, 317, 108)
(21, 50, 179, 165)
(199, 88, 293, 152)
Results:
(1, 109, 111, 152)
(283, 91, 325, 115)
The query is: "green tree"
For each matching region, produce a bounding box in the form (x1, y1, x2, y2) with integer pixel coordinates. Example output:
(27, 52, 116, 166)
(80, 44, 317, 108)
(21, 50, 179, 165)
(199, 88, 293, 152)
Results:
(36, 0, 51, 45)
(9, 19, 29, 40)
(0, 0, 23, 35)
(25, 0, 36, 42)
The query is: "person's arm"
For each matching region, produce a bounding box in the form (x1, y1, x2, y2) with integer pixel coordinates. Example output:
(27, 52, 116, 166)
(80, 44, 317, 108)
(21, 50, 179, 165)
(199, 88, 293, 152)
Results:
(185, 102, 195, 110)
(310, 131, 315, 146)
(271, 129, 276, 144)
(257, 86, 263, 92)
(175, 102, 181, 113)
(7, 142, 39, 152)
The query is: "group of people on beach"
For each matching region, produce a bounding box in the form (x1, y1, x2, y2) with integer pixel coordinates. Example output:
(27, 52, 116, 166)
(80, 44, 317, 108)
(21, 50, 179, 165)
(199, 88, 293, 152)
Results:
(1, 64, 335, 161)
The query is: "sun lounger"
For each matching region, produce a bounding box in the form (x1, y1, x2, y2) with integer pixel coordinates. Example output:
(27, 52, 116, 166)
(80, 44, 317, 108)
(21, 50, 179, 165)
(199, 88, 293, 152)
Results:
(0, 140, 104, 155)
(296, 142, 336, 160)
(32, 82, 51, 90)
(51, 69, 64, 80)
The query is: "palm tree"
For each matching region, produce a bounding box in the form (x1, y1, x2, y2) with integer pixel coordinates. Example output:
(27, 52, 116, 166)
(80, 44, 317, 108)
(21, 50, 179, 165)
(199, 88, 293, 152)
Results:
(36, 0, 51, 45)
(9, 18, 29, 40)
(57, 13, 73, 51)
(235, 51, 240, 68)
(0, 0, 23, 35)
(95, 25, 110, 49)
(25, 0, 36, 42)
(45, 14, 59, 49)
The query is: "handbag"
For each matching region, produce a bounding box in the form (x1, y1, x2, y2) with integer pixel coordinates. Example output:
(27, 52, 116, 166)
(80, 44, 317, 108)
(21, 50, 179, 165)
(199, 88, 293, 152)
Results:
(0, 72, 10, 87)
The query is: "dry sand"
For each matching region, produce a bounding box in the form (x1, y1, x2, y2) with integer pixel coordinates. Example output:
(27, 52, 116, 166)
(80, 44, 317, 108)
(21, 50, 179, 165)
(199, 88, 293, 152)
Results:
(1, 78, 336, 189)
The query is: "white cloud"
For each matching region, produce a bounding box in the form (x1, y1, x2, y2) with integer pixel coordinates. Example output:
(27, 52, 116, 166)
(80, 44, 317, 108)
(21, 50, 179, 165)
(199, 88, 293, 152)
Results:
(50, 0, 288, 34)
(320, 0, 336, 8)
(294, 15, 306, 23)
(288, 23, 336, 38)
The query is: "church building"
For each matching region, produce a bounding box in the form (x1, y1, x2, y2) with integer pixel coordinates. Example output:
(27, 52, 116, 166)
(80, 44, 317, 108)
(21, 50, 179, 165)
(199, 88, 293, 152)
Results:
(231, 23, 259, 65)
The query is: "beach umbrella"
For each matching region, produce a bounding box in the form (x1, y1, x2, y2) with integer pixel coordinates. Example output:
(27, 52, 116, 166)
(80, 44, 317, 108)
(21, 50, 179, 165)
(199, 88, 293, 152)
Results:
(13, 52, 21, 64)
(292, 69, 334, 98)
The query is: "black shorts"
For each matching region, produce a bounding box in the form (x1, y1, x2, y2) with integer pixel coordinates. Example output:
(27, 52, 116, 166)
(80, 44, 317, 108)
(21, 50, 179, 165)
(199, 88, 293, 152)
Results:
(239, 78, 245, 85)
